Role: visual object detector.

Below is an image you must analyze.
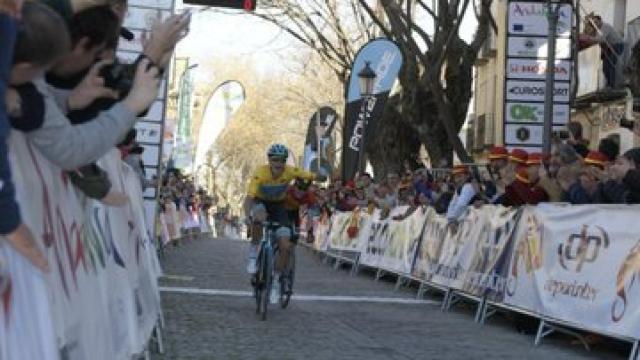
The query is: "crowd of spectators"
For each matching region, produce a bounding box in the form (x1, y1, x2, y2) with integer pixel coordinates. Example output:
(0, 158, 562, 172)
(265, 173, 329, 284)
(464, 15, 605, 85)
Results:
(158, 170, 215, 241)
(292, 121, 639, 234)
(0, 0, 190, 269)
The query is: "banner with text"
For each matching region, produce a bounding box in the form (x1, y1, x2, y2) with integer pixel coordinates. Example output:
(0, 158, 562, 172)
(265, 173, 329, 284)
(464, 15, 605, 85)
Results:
(504, 204, 640, 339)
(342, 38, 403, 180)
(0, 133, 162, 360)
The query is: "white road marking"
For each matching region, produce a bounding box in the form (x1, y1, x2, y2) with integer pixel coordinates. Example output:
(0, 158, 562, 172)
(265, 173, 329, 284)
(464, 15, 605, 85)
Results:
(160, 286, 439, 305)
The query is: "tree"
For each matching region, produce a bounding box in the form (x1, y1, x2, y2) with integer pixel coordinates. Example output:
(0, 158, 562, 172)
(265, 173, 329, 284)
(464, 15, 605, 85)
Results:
(209, 54, 343, 212)
(255, 0, 495, 173)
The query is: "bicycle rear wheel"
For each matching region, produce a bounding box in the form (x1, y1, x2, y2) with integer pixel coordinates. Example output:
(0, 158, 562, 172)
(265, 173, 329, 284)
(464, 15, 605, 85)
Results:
(279, 250, 295, 309)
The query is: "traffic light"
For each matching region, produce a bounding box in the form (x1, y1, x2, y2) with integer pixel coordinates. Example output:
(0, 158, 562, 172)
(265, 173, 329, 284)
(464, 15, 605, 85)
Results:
(182, 0, 256, 10)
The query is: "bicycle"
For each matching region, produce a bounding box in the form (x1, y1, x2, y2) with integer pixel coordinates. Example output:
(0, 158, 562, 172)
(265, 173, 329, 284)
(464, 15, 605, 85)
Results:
(278, 234, 296, 309)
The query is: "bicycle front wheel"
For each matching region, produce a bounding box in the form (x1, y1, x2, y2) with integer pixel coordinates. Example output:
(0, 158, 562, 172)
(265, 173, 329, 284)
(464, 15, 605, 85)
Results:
(258, 250, 272, 321)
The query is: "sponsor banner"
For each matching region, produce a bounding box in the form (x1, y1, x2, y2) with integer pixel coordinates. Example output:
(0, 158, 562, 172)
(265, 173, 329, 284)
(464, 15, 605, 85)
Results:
(505, 204, 640, 339)
(313, 212, 332, 251)
(194, 80, 245, 174)
(302, 107, 338, 179)
(457, 207, 521, 301)
(377, 207, 429, 275)
(507, 37, 571, 59)
(505, 102, 570, 125)
(326, 209, 371, 252)
(412, 208, 448, 281)
(508, 2, 573, 37)
(505, 123, 565, 146)
(507, 58, 572, 81)
(505, 80, 570, 103)
(360, 207, 406, 268)
(342, 38, 403, 180)
(430, 208, 491, 290)
(136, 121, 163, 144)
(1, 133, 161, 359)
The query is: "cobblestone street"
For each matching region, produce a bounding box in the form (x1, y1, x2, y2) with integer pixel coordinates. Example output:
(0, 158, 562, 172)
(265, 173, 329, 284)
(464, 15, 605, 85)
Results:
(154, 235, 627, 360)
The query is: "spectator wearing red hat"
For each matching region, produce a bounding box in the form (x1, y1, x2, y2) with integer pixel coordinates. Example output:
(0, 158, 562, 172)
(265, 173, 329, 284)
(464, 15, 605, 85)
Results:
(488, 146, 509, 173)
(498, 160, 549, 206)
(446, 165, 477, 227)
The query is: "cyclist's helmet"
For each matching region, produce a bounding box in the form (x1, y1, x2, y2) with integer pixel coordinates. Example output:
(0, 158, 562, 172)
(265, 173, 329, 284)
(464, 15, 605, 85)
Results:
(267, 143, 289, 159)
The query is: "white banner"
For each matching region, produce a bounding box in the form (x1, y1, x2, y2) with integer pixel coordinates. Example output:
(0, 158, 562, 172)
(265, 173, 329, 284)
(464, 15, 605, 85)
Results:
(507, 36, 571, 60)
(504, 123, 565, 146)
(326, 209, 371, 252)
(0, 132, 162, 360)
(507, 37, 572, 59)
(507, 58, 572, 81)
(508, 2, 573, 37)
(505, 204, 640, 339)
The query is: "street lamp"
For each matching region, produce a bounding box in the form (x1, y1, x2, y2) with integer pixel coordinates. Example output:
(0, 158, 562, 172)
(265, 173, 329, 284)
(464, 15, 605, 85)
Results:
(357, 61, 377, 175)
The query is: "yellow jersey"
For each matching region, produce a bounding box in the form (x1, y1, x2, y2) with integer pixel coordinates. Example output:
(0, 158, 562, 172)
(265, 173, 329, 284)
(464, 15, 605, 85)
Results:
(247, 165, 315, 202)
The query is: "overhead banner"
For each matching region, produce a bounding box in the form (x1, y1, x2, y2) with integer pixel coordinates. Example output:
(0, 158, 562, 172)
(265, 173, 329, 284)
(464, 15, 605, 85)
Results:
(505, 204, 640, 339)
(342, 38, 403, 180)
(302, 106, 338, 179)
(193, 80, 245, 175)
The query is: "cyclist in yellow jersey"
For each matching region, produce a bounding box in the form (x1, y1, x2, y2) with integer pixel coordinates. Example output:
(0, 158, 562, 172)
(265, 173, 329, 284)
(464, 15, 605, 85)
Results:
(243, 144, 314, 293)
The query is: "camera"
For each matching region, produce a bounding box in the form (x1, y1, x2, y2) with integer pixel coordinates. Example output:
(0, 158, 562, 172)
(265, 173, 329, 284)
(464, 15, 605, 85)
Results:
(620, 118, 637, 131)
(99, 61, 136, 95)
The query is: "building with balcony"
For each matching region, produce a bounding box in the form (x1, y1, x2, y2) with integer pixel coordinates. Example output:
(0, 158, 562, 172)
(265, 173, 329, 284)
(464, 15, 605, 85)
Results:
(470, 0, 640, 159)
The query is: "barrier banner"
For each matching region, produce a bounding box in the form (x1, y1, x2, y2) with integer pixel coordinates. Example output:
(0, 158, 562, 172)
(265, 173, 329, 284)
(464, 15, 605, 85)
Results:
(360, 207, 404, 268)
(504, 204, 640, 339)
(459, 206, 520, 301)
(326, 209, 371, 252)
(412, 207, 447, 281)
(313, 211, 331, 251)
(429, 208, 491, 290)
(0, 133, 161, 360)
(376, 207, 429, 275)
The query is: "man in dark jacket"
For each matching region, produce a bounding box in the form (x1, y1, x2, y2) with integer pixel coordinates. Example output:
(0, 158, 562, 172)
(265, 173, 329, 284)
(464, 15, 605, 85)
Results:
(1, 5, 50, 272)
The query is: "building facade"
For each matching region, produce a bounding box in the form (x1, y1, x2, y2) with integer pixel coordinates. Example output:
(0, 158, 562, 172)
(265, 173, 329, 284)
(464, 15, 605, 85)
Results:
(471, 0, 639, 158)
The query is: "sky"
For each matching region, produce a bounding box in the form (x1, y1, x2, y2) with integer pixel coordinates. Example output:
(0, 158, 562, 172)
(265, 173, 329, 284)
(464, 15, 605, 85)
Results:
(174, 1, 479, 83)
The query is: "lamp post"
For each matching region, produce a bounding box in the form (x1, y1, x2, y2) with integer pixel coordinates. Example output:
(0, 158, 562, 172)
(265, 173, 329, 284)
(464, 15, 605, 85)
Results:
(356, 61, 377, 175)
(542, 1, 560, 155)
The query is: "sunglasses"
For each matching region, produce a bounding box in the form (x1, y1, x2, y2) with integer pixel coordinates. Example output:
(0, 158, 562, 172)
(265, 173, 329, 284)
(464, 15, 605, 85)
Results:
(269, 157, 286, 163)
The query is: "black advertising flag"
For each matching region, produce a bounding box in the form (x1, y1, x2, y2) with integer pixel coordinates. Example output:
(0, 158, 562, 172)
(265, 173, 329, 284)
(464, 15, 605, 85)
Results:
(302, 106, 338, 179)
(341, 39, 403, 180)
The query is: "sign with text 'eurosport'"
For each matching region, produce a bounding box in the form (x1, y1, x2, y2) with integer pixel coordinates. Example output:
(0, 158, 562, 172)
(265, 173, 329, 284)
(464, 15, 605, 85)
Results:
(508, 2, 573, 37)
(506, 80, 570, 103)
(507, 58, 572, 81)
(507, 37, 571, 59)
(505, 102, 570, 124)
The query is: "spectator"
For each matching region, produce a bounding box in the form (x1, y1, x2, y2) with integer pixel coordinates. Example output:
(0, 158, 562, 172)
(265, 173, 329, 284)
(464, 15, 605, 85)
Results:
(446, 165, 476, 225)
(566, 121, 590, 158)
(582, 14, 625, 89)
(598, 136, 620, 163)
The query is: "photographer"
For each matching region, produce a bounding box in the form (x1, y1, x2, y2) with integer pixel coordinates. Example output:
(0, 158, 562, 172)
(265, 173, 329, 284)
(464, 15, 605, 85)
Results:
(13, 4, 189, 171)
